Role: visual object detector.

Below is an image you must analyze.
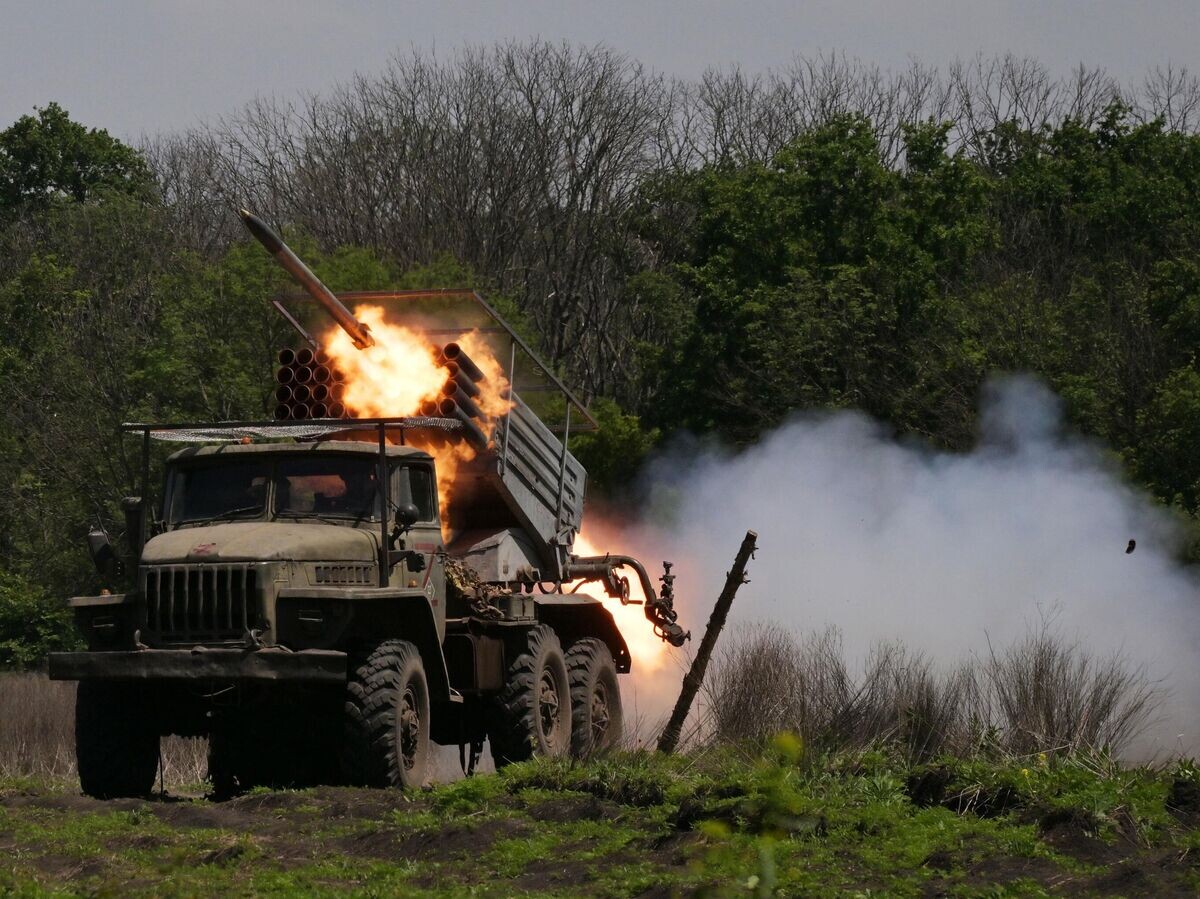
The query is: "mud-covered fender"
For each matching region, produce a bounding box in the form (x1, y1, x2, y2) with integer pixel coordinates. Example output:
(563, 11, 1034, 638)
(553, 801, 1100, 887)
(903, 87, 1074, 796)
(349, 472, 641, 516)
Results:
(276, 586, 453, 702)
(533, 594, 632, 673)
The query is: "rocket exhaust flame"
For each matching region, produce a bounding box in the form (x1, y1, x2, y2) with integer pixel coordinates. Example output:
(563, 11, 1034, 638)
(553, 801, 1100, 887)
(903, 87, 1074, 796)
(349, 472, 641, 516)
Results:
(319, 303, 513, 523)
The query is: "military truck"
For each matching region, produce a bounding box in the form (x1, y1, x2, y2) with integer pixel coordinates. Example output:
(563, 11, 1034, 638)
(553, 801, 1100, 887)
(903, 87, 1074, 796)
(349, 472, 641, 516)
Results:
(48, 214, 686, 798)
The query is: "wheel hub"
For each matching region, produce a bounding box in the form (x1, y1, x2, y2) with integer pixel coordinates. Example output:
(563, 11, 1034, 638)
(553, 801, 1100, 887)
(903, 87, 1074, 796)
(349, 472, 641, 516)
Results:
(590, 682, 610, 744)
(539, 669, 561, 745)
(398, 685, 420, 770)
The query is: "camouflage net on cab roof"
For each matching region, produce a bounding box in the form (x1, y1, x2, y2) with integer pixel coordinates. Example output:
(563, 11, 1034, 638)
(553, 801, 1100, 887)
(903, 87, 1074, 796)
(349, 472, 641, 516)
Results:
(146, 417, 463, 443)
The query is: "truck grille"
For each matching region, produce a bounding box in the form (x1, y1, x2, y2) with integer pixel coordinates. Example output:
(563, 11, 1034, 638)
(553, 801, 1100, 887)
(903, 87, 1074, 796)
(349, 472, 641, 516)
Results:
(313, 563, 373, 585)
(141, 564, 264, 645)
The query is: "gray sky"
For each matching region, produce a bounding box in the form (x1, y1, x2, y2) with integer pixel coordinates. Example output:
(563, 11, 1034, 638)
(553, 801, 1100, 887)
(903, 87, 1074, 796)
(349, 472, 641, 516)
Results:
(1, 0, 1198, 140)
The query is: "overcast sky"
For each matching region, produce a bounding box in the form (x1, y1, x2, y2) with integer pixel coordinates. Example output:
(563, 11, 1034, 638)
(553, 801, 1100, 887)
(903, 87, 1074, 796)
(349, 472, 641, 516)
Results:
(1, 0, 1198, 140)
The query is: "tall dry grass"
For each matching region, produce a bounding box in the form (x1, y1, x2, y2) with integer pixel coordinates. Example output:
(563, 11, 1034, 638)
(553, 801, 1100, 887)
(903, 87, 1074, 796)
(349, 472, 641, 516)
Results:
(0, 673, 208, 787)
(704, 622, 1161, 760)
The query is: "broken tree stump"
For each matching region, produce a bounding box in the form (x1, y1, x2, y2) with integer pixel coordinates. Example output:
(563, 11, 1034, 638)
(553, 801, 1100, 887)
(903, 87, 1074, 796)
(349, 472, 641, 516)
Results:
(656, 530, 758, 754)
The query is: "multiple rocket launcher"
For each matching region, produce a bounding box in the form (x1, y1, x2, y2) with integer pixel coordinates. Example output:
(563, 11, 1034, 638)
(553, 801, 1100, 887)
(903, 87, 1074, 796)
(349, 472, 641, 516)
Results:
(272, 341, 491, 450)
(242, 208, 492, 451)
(273, 347, 346, 420)
(241, 208, 689, 646)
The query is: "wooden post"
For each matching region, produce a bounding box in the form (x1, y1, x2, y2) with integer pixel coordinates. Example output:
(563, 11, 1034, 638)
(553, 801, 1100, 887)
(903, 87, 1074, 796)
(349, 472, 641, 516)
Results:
(657, 530, 757, 754)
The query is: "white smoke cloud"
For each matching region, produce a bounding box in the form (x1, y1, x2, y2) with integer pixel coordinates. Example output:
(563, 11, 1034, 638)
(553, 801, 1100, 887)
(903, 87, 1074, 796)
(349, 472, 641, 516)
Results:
(607, 375, 1200, 755)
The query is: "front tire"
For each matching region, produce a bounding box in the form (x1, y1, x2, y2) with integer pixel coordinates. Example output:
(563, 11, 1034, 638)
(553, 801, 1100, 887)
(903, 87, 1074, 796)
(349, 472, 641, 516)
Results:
(490, 625, 571, 766)
(566, 639, 623, 758)
(75, 681, 159, 799)
(343, 640, 431, 788)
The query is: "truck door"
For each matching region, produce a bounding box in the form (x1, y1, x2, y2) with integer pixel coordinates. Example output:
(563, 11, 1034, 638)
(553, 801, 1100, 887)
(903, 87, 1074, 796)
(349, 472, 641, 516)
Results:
(393, 463, 446, 638)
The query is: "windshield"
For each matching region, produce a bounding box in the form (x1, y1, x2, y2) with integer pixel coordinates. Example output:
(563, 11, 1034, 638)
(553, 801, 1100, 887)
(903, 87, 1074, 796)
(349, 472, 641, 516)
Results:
(171, 461, 269, 524)
(168, 454, 381, 526)
(275, 456, 380, 520)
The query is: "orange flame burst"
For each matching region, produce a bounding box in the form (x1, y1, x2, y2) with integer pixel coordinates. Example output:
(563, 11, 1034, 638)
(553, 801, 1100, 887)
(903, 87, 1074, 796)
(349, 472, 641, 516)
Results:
(571, 529, 673, 674)
(322, 305, 512, 528)
(323, 307, 671, 674)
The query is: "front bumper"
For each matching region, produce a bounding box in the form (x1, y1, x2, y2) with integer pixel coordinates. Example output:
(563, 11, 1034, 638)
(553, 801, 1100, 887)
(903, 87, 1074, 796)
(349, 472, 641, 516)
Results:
(47, 647, 347, 684)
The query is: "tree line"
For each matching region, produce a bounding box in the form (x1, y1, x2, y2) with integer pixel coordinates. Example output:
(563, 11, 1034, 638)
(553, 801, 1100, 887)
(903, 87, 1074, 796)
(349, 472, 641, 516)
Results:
(4, 43, 1200, 662)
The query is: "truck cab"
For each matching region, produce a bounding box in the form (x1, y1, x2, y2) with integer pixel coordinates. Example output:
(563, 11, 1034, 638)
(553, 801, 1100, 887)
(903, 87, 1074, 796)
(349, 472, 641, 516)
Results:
(142, 441, 443, 648)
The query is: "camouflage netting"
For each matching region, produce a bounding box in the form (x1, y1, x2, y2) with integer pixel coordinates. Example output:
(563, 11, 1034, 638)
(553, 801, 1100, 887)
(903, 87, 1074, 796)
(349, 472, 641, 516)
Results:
(444, 558, 505, 619)
(142, 418, 463, 443)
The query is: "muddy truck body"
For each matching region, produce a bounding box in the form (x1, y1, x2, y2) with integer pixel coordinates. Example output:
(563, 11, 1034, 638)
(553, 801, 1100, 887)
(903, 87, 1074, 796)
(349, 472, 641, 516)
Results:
(48, 215, 686, 798)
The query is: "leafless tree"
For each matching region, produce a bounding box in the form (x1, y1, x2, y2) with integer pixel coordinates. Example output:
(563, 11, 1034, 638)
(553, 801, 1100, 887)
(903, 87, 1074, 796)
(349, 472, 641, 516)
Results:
(140, 45, 1200, 401)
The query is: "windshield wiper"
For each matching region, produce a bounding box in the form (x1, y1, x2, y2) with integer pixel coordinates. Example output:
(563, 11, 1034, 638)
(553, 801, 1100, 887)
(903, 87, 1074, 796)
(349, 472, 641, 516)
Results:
(182, 504, 263, 525)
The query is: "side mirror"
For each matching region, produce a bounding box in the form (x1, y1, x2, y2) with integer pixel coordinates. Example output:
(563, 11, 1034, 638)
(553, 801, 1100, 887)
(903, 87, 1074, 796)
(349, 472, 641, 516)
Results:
(87, 528, 117, 574)
(394, 503, 420, 530)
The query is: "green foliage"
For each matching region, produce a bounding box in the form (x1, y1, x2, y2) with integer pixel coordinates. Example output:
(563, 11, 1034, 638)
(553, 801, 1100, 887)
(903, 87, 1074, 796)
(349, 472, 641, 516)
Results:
(642, 117, 994, 443)
(0, 570, 79, 667)
(569, 397, 660, 495)
(0, 103, 153, 215)
(634, 104, 1200, 515)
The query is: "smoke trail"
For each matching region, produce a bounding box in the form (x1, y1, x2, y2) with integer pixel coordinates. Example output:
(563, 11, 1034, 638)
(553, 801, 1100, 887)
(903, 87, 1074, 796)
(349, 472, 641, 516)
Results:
(605, 375, 1200, 754)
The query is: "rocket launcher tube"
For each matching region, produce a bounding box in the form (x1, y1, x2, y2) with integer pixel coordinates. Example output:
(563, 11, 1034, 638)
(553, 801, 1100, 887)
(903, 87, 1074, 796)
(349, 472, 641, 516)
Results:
(441, 343, 486, 382)
(239, 209, 375, 350)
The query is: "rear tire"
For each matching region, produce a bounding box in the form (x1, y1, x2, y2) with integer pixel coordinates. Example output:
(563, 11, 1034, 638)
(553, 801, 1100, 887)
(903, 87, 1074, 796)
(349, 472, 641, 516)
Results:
(489, 625, 571, 766)
(343, 640, 431, 788)
(566, 639, 623, 758)
(75, 681, 159, 799)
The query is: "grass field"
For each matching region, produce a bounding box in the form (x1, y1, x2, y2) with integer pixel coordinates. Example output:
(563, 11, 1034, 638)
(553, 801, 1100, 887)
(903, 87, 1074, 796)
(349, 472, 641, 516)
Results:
(3, 742, 1200, 896)
(0, 626, 1192, 896)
